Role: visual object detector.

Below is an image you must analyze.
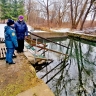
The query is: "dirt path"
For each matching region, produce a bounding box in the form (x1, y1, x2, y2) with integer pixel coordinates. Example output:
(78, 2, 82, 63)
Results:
(0, 52, 42, 96)
(0, 43, 54, 96)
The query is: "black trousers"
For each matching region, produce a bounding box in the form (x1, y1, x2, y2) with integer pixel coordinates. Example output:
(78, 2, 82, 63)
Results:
(17, 39, 24, 52)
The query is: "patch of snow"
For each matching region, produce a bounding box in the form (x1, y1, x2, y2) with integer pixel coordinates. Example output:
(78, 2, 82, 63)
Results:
(0, 24, 6, 38)
(50, 28, 70, 32)
(27, 25, 34, 32)
(82, 27, 96, 34)
(33, 30, 47, 33)
(74, 30, 84, 33)
(0, 24, 34, 38)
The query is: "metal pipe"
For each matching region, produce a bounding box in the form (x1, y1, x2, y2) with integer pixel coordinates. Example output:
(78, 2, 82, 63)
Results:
(46, 63, 69, 84)
(41, 60, 66, 79)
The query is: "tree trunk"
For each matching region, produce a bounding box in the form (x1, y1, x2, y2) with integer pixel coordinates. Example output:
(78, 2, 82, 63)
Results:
(47, 0, 49, 27)
(90, 11, 96, 26)
(70, 0, 74, 28)
(80, 2, 93, 30)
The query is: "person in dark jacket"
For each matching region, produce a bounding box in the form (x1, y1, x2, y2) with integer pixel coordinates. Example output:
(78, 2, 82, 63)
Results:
(15, 15, 28, 53)
(4, 19, 18, 64)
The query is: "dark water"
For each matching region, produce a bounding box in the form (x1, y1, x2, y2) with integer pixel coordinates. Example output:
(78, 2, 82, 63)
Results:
(36, 38, 96, 96)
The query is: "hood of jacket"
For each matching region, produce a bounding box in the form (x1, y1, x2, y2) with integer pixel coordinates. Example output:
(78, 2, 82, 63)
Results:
(4, 26, 10, 32)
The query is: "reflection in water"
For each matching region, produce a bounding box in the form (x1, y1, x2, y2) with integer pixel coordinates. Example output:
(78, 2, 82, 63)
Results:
(37, 38, 96, 96)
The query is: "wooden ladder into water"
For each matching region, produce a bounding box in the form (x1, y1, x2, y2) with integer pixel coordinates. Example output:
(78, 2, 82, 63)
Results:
(25, 32, 69, 65)
(25, 38, 53, 65)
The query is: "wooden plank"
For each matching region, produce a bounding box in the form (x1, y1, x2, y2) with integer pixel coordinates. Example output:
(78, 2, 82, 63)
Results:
(26, 38, 47, 47)
(35, 57, 53, 60)
(29, 43, 68, 56)
(0, 47, 16, 59)
(35, 58, 53, 65)
(0, 38, 5, 43)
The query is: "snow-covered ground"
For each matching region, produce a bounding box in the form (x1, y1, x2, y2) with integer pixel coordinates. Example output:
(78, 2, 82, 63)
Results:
(0, 24, 6, 38)
(50, 28, 70, 32)
(33, 30, 46, 33)
(0, 24, 34, 38)
(33, 28, 71, 33)
(0, 23, 95, 38)
(27, 25, 34, 32)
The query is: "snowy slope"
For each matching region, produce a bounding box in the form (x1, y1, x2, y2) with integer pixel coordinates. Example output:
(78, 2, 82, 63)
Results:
(0, 24, 33, 38)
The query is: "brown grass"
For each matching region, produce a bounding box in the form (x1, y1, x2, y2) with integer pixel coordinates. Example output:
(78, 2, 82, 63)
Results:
(28, 20, 96, 31)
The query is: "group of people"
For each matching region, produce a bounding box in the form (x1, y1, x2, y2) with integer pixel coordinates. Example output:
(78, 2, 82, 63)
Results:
(4, 15, 28, 64)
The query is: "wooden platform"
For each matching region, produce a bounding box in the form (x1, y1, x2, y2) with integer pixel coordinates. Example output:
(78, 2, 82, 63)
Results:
(0, 38, 5, 43)
(0, 43, 16, 59)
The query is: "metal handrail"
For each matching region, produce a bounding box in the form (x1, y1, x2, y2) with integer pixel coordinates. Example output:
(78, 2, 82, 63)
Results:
(28, 31, 70, 49)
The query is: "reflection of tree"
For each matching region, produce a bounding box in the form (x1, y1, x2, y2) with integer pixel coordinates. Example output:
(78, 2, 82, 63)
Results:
(84, 45, 96, 65)
(52, 39, 96, 96)
(74, 41, 87, 96)
(48, 41, 68, 61)
(73, 40, 95, 96)
(53, 39, 74, 96)
(90, 75, 96, 96)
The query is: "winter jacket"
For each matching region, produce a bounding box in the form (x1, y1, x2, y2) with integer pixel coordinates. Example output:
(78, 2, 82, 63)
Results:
(15, 20, 28, 40)
(4, 26, 18, 48)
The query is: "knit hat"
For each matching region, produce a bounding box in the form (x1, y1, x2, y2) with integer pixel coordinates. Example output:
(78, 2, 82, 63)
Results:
(18, 15, 24, 19)
(7, 19, 14, 26)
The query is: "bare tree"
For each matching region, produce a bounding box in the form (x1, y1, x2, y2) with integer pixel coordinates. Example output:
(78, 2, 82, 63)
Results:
(25, 0, 40, 25)
(36, 0, 56, 27)
(69, 0, 96, 30)
(80, 0, 96, 30)
(70, 0, 88, 29)
(25, 0, 32, 21)
(52, 0, 70, 26)
(89, 1, 96, 27)
(24, 0, 96, 29)
(44, 0, 70, 27)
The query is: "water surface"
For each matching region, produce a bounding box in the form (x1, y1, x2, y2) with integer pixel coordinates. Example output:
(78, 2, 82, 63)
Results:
(36, 38, 96, 96)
